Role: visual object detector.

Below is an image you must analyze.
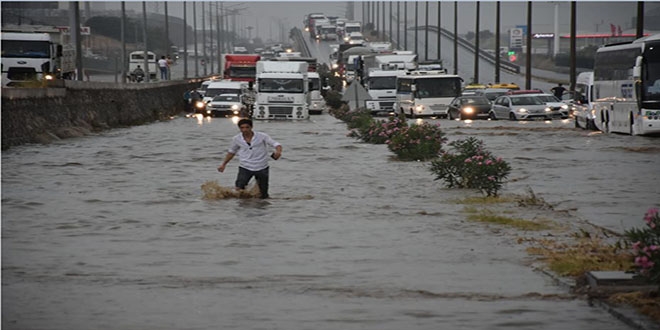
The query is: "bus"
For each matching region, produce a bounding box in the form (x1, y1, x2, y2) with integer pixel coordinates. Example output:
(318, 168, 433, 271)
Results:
(395, 70, 463, 118)
(593, 34, 660, 135)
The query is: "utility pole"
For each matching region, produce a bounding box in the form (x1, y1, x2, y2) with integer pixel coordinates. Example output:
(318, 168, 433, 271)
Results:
(570, 2, 577, 92)
(142, 1, 149, 82)
(209, 2, 214, 74)
(636, 2, 644, 39)
(437, 2, 441, 61)
(424, 1, 429, 60)
(165, 1, 170, 79)
(404, 2, 408, 50)
(193, 2, 198, 77)
(453, 2, 458, 75)
(495, 1, 501, 83)
(389, 2, 393, 44)
(183, 2, 187, 79)
(474, 1, 480, 84)
(121, 1, 126, 84)
(414, 1, 418, 55)
(202, 2, 207, 76)
(525, 1, 532, 90)
(397, 2, 400, 50)
(70, 2, 83, 81)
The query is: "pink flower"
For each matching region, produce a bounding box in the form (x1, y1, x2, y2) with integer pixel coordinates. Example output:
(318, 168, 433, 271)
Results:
(465, 158, 472, 163)
(632, 241, 642, 251)
(485, 159, 493, 165)
(487, 176, 495, 181)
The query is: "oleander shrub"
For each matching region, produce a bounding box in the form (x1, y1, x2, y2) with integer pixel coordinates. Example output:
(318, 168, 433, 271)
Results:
(429, 137, 511, 197)
(386, 121, 446, 161)
(351, 116, 408, 144)
(625, 207, 660, 284)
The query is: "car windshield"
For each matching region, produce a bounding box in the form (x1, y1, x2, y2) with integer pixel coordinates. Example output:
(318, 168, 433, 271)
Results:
(535, 95, 561, 102)
(212, 95, 239, 102)
(461, 97, 490, 105)
(205, 88, 240, 98)
(309, 77, 320, 91)
(511, 96, 545, 106)
(484, 92, 506, 101)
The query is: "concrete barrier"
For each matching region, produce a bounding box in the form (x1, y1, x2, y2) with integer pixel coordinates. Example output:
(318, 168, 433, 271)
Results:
(1, 80, 201, 149)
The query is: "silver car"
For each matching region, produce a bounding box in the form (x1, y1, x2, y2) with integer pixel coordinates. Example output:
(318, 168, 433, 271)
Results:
(528, 93, 570, 119)
(489, 95, 552, 120)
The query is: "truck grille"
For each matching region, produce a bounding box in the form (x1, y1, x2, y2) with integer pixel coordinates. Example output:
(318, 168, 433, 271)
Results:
(430, 104, 448, 111)
(380, 101, 395, 109)
(270, 106, 293, 115)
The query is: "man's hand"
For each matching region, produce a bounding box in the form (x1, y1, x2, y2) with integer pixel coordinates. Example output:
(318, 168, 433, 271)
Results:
(272, 151, 282, 160)
(217, 164, 226, 172)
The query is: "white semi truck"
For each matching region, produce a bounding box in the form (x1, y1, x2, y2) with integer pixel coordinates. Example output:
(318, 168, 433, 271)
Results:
(254, 61, 309, 120)
(1, 29, 75, 86)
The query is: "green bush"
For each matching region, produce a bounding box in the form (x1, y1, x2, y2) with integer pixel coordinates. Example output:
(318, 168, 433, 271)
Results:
(387, 122, 446, 161)
(325, 90, 345, 109)
(429, 137, 511, 197)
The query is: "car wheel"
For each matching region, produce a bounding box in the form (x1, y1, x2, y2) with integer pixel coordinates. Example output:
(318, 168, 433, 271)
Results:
(448, 111, 454, 120)
(574, 117, 580, 128)
(489, 111, 497, 120)
(509, 112, 517, 121)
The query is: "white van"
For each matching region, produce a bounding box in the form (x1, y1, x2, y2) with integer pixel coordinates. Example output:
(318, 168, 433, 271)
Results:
(202, 80, 246, 104)
(572, 71, 596, 130)
(128, 51, 157, 81)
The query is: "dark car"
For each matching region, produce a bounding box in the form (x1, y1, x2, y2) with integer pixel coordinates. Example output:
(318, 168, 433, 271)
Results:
(448, 95, 492, 120)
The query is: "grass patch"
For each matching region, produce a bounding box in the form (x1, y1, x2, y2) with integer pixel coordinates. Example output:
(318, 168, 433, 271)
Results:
(464, 208, 554, 231)
(608, 291, 660, 323)
(453, 195, 517, 205)
(524, 237, 634, 277)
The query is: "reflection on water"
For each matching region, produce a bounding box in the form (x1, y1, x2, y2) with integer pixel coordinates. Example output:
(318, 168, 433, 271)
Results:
(2, 114, 656, 330)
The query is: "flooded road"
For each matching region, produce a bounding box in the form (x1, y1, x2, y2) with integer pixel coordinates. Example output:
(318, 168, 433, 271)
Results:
(3, 113, 658, 329)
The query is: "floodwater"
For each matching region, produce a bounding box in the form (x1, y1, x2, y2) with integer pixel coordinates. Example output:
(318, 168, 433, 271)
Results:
(2, 113, 658, 330)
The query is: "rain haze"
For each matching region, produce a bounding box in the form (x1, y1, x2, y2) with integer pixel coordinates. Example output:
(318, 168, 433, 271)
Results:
(95, 1, 660, 43)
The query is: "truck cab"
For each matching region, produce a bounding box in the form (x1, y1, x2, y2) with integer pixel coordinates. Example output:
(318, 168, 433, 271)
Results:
(365, 69, 399, 115)
(223, 54, 261, 82)
(254, 61, 309, 120)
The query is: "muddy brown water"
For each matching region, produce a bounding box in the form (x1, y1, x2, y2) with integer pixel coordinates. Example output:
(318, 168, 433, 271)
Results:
(2, 114, 657, 329)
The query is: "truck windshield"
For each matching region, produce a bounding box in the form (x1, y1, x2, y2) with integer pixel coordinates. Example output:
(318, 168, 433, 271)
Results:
(259, 78, 304, 93)
(2, 40, 50, 58)
(345, 26, 361, 34)
(229, 66, 256, 78)
(643, 42, 660, 103)
(368, 76, 397, 90)
(415, 78, 461, 98)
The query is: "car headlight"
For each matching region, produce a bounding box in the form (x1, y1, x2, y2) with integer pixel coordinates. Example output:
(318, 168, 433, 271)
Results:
(44, 74, 54, 80)
(195, 101, 205, 108)
(296, 107, 303, 111)
(518, 108, 528, 113)
(463, 107, 474, 114)
(231, 104, 239, 110)
(544, 107, 551, 112)
(343, 37, 349, 42)
(415, 105, 424, 112)
(332, 63, 339, 69)
(561, 104, 569, 110)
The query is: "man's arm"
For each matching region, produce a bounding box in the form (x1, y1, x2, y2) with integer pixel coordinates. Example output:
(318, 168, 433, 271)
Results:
(217, 152, 235, 172)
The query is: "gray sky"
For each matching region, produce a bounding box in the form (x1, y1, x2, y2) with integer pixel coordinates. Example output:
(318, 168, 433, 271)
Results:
(94, 1, 659, 42)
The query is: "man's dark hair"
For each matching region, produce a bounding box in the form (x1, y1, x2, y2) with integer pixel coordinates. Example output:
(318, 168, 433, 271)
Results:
(238, 118, 253, 127)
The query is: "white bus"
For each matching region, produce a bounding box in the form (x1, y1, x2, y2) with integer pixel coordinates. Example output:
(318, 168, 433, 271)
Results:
(593, 34, 660, 135)
(395, 71, 463, 118)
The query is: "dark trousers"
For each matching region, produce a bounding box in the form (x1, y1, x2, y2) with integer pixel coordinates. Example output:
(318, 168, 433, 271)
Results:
(236, 166, 270, 198)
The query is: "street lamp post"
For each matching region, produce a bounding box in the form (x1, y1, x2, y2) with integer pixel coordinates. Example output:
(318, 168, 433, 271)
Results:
(424, 1, 429, 61)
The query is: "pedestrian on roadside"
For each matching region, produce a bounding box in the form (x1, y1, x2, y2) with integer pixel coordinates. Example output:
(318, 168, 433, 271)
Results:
(158, 56, 168, 80)
(217, 118, 282, 199)
(551, 83, 566, 99)
(166, 55, 173, 79)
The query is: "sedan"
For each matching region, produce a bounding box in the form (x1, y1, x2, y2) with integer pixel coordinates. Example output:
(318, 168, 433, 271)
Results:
(206, 94, 246, 117)
(526, 93, 569, 119)
(448, 96, 492, 120)
(489, 95, 552, 120)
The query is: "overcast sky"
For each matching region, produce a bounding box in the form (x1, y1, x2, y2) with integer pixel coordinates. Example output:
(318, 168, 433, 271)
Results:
(94, 1, 659, 42)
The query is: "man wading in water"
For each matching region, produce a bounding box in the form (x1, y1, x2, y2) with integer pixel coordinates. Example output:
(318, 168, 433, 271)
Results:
(217, 119, 282, 199)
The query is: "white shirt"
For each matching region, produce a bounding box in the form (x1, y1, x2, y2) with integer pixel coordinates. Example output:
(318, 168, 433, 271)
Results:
(228, 131, 281, 171)
(158, 58, 168, 68)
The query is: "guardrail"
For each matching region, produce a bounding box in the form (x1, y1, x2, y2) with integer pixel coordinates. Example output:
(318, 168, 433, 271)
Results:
(291, 27, 312, 58)
(422, 26, 520, 74)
